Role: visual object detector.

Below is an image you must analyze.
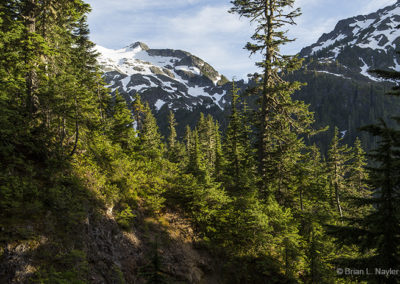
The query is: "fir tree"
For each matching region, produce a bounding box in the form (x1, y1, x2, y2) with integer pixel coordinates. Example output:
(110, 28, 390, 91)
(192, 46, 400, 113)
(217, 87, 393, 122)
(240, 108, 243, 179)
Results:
(329, 120, 400, 283)
(166, 110, 184, 163)
(348, 138, 368, 195)
(196, 113, 217, 169)
(230, 0, 315, 203)
(108, 91, 136, 151)
(214, 121, 225, 181)
(138, 103, 163, 160)
(167, 110, 177, 151)
(187, 129, 205, 180)
(327, 127, 352, 219)
(346, 137, 370, 217)
(223, 81, 257, 195)
(132, 93, 145, 132)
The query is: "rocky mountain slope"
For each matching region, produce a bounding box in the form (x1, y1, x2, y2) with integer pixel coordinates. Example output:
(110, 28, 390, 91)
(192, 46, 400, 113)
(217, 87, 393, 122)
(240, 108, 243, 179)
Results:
(95, 42, 232, 112)
(95, 42, 246, 136)
(288, 1, 400, 151)
(299, 0, 400, 81)
(95, 1, 400, 149)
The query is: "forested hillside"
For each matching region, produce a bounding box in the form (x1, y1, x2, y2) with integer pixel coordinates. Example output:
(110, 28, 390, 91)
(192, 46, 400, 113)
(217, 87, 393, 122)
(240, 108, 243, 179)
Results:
(1, 0, 400, 283)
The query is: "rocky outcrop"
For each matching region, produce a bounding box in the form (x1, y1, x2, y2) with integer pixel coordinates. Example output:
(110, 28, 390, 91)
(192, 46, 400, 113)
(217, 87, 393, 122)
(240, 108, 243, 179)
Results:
(0, 208, 220, 284)
(85, 210, 217, 283)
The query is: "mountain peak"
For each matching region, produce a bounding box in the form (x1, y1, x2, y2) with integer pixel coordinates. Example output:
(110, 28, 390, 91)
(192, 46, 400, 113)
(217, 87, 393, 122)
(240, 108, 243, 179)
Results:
(127, 41, 149, 51)
(299, 1, 400, 81)
(301, 2, 400, 58)
(96, 41, 230, 112)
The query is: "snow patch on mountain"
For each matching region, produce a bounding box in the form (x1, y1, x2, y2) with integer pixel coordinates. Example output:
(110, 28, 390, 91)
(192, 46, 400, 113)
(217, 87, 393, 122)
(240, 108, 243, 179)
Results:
(96, 42, 230, 111)
(155, 99, 166, 110)
(391, 58, 400, 71)
(350, 19, 375, 35)
(359, 58, 378, 81)
(303, 2, 400, 58)
(315, 70, 351, 80)
(300, 1, 400, 81)
(311, 34, 346, 54)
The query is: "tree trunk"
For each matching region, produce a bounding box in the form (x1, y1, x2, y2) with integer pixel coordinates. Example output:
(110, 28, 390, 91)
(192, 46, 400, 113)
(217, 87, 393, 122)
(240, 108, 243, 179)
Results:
(335, 183, 343, 219)
(25, 0, 39, 117)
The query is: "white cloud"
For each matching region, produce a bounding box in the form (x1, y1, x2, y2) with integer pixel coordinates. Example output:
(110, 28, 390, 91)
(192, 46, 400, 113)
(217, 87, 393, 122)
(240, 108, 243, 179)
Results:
(87, 0, 202, 12)
(169, 5, 248, 35)
(151, 5, 256, 78)
(361, 0, 396, 14)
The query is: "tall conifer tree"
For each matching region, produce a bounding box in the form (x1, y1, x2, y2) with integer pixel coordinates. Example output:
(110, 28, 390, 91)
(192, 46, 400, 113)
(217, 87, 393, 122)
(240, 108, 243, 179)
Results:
(327, 127, 352, 219)
(329, 120, 400, 283)
(109, 91, 136, 150)
(329, 62, 400, 283)
(223, 81, 257, 195)
(139, 103, 163, 160)
(230, 0, 315, 202)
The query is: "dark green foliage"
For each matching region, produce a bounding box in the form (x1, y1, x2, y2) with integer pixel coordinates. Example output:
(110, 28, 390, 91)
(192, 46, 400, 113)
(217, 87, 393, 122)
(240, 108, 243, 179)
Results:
(1, 0, 392, 283)
(33, 249, 89, 284)
(231, 0, 316, 210)
(108, 91, 137, 151)
(0, 2, 170, 282)
(223, 82, 257, 195)
(327, 127, 352, 219)
(329, 120, 400, 283)
(138, 103, 164, 160)
(288, 67, 399, 153)
(166, 110, 185, 164)
(327, 64, 400, 283)
(144, 241, 169, 284)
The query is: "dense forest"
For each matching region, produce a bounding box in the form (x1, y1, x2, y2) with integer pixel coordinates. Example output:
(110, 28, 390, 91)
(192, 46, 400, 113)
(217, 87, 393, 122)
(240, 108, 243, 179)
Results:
(1, 0, 400, 283)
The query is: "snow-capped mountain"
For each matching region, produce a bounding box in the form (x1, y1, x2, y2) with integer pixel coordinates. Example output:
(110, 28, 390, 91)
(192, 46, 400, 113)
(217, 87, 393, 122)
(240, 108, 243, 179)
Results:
(300, 0, 400, 81)
(95, 42, 232, 111)
(94, 2, 400, 146)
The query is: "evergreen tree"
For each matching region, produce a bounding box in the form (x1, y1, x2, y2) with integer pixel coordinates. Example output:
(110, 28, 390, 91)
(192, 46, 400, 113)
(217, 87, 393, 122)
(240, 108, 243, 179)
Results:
(223, 81, 257, 195)
(166, 110, 184, 163)
(327, 127, 352, 219)
(132, 93, 145, 131)
(348, 138, 368, 194)
(186, 129, 206, 180)
(138, 103, 163, 160)
(182, 125, 193, 167)
(0, 0, 103, 162)
(214, 121, 225, 181)
(108, 91, 136, 151)
(329, 120, 400, 283)
(145, 240, 168, 284)
(230, 0, 315, 204)
(294, 144, 339, 282)
(196, 113, 217, 169)
(327, 60, 400, 283)
(346, 137, 370, 217)
(167, 110, 177, 151)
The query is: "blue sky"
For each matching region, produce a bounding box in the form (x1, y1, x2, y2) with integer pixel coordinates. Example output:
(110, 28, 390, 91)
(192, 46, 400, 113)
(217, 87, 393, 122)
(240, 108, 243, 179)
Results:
(85, 0, 396, 79)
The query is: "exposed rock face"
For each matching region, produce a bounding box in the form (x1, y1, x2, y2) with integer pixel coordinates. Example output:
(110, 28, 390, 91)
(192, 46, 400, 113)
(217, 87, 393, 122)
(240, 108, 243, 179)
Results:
(86, 210, 219, 284)
(95, 42, 231, 112)
(299, 1, 400, 81)
(0, 241, 39, 283)
(0, 209, 221, 284)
